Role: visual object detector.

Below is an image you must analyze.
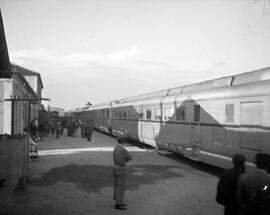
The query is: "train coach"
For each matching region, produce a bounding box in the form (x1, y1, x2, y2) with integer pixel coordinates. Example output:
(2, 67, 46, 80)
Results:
(74, 68, 270, 170)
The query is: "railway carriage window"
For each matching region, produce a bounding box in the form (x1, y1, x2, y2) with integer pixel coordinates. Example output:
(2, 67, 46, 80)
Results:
(225, 104, 234, 123)
(155, 108, 161, 120)
(123, 111, 126, 118)
(240, 102, 262, 126)
(115, 112, 118, 118)
(193, 105, 200, 122)
(176, 106, 186, 121)
(240, 101, 263, 151)
(119, 111, 122, 119)
(146, 109, 152, 120)
(164, 107, 172, 121)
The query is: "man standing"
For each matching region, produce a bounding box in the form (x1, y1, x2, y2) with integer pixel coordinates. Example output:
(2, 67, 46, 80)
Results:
(216, 154, 246, 215)
(113, 135, 132, 210)
(237, 153, 270, 215)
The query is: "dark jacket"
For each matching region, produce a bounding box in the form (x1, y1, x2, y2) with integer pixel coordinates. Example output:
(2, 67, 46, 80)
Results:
(216, 167, 244, 215)
(237, 169, 270, 215)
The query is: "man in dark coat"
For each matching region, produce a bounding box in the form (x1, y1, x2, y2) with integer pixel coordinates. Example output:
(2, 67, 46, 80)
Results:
(55, 122, 61, 139)
(113, 135, 132, 210)
(85, 120, 94, 142)
(216, 153, 246, 215)
(237, 153, 270, 215)
(30, 120, 38, 138)
(80, 121, 86, 138)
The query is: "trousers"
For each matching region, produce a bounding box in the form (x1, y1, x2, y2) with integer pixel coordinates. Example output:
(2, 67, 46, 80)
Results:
(113, 165, 127, 204)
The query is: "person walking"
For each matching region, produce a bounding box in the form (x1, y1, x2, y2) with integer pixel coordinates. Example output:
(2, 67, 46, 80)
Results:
(85, 120, 94, 142)
(216, 154, 246, 215)
(237, 153, 270, 215)
(55, 122, 61, 139)
(112, 135, 132, 210)
(80, 121, 86, 138)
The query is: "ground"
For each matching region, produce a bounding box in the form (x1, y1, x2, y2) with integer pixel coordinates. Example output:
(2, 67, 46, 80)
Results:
(1, 130, 224, 215)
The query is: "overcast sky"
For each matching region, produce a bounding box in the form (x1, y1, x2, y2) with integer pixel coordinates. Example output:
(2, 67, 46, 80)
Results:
(1, 0, 270, 110)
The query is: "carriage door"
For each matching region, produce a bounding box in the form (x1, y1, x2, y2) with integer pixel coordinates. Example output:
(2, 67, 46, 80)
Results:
(190, 104, 201, 159)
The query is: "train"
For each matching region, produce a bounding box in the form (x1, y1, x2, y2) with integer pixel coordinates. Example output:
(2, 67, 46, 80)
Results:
(73, 68, 270, 170)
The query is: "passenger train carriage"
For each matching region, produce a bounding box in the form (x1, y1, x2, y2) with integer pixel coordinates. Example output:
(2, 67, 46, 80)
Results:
(74, 68, 270, 170)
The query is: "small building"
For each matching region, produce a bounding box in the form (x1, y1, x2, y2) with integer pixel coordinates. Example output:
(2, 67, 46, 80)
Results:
(47, 106, 65, 117)
(0, 66, 42, 135)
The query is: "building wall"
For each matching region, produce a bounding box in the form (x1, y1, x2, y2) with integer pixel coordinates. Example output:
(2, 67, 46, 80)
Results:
(37, 78, 42, 100)
(0, 75, 39, 135)
(12, 77, 30, 134)
(0, 79, 12, 134)
(23, 75, 42, 121)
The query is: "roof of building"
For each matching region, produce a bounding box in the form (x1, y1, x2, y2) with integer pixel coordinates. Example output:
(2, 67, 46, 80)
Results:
(11, 64, 44, 89)
(12, 72, 38, 100)
(0, 10, 12, 79)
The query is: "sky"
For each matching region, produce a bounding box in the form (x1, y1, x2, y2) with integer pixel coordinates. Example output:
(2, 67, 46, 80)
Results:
(1, 0, 270, 110)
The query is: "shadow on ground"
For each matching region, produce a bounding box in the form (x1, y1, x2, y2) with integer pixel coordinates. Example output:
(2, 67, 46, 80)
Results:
(31, 164, 183, 193)
(159, 153, 224, 177)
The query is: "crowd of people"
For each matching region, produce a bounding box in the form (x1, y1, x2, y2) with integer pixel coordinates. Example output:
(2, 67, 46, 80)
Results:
(29, 117, 95, 142)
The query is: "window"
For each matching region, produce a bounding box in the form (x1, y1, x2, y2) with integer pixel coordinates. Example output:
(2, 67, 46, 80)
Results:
(146, 109, 152, 120)
(164, 107, 172, 120)
(240, 102, 262, 126)
(123, 111, 126, 118)
(225, 104, 234, 123)
(176, 106, 186, 121)
(193, 105, 200, 122)
(240, 101, 263, 150)
(115, 112, 118, 118)
(119, 111, 122, 118)
(155, 108, 161, 120)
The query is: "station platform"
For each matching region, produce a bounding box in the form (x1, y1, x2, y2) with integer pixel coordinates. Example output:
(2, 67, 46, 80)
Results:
(1, 131, 223, 215)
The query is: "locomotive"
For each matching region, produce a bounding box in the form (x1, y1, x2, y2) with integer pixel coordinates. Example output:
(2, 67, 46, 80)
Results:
(74, 68, 270, 170)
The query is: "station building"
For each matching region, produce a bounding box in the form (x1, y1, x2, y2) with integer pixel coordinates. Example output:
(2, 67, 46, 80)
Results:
(0, 64, 43, 135)
(0, 9, 45, 209)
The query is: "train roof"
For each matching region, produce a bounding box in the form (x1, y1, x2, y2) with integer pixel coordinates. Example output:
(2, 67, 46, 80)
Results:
(74, 67, 270, 111)
(116, 67, 270, 104)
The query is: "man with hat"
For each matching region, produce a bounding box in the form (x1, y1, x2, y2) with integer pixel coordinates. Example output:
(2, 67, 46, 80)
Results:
(112, 134, 132, 210)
